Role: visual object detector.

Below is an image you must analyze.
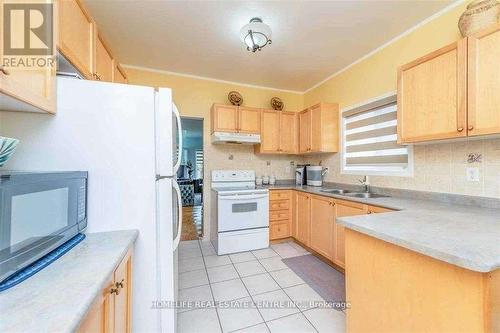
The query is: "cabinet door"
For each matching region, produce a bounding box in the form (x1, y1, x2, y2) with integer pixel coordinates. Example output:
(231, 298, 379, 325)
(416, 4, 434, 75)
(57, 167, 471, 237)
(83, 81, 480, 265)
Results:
(114, 64, 128, 84)
(468, 24, 500, 137)
(280, 112, 298, 153)
(260, 110, 280, 153)
(334, 200, 367, 268)
(239, 107, 261, 134)
(58, 0, 94, 79)
(310, 195, 335, 260)
(295, 192, 311, 246)
(397, 40, 467, 143)
(211, 104, 238, 133)
(95, 35, 114, 82)
(310, 105, 322, 152)
(78, 278, 113, 333)
(299, 110, 311, 153)
(114, 253, 132, 333)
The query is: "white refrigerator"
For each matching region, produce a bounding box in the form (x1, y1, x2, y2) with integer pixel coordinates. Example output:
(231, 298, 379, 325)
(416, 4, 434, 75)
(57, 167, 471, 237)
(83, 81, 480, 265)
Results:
(0, 77, 183, 332)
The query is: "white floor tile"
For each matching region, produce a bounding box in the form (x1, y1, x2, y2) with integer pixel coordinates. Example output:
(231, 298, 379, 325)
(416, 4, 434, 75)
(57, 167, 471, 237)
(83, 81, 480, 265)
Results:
(242, 273, 280, 296)
(234, 323, 269, 333)
(179, 269, 209, 289)
(180, 240, 200, 250)
(252, 248, 279, 259)
(252, 289, 299, 321)
(217, 297, 263, 333)
(179, 246, 203, 259)
(259, 257, 288, 272)
(202, 246, 217, 256)
(234, 260, 267, 277)
(178, 307, 221, 333)
(179, 256, 205, 273)
(204, 255, 232, 268)
(303, 307, 346, 333)
(269, 269, 305, 288)
(207, 264, 239, 283)
(178, 284, 214, 313)
(266, 313, 316, 333)
(288, 242, 309, 254)
(211, 278, 249, 302)
(283, 284, 324, 310)
(230, 251, 257, 263)
(270, 243, 304, 258)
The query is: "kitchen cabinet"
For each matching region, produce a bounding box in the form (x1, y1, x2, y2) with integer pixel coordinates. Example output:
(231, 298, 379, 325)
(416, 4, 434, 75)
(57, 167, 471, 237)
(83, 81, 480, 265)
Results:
(94, 34, 114, 82)
(114, 64, 128, 84)
(398, 40, 467, 143)
(310, 195, 335, 260)
(78, 250, 132, 332)
(368, 205, 393, 214)
(295, 191, 311, 246)
(333, 199, 367, 268)
(269, 190, 292, 240)
(256, 110, 297, 154)
(468, 24, 500, 137)
(58, 0, 94, 79)
(211, 104, 261, 134)
(299, 103, 339, 153)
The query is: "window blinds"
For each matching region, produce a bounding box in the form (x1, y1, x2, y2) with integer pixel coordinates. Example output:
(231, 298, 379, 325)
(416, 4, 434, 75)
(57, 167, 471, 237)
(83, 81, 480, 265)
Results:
(344, 100, 408, 167)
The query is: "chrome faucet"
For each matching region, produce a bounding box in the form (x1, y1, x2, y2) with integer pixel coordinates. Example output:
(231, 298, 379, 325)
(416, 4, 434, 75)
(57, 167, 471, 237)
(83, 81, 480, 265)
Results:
(358, 176, 370, 193)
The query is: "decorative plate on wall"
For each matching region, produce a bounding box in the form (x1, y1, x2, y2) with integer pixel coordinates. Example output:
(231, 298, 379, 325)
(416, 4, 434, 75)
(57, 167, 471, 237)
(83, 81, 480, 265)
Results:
(228, 91, 243, 106)
(270, 97, 284, 111)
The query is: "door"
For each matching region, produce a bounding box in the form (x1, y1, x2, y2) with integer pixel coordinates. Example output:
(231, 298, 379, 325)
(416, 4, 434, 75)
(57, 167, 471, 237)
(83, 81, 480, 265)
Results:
(468, 24, 500, 137)
(95, 35, 114, 82)
(239, 107, 261, 134)
(334, 200, 366, 268)
(77, 278, 113, 332)
(217, 193, 269, 232)
(58, 0, 94, 79)
(310, 105, 322, 152)
(310, 195, 334, 260)
(295, 192, 310, 246)
(299, 110, 311, 153)
(260, 110, 280, 153)
(113, 253, 132, 333)
(398, 39, 467, 143)
(280, 112, 297, 153)
(211, 105, 238, 133)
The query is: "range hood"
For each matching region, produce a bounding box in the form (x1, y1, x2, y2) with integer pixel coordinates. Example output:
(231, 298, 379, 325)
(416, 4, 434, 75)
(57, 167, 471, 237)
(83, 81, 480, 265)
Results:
(211, 131, 261, 145)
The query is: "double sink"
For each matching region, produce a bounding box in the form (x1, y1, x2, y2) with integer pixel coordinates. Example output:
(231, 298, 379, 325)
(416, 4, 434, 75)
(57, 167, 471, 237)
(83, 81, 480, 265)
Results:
(320, 188, 389, 199)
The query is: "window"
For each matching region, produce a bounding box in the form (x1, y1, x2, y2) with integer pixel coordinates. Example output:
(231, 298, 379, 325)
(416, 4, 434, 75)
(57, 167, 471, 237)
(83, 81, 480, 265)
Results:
(195, 150, 204, 179)
(341, 93, 413, 176)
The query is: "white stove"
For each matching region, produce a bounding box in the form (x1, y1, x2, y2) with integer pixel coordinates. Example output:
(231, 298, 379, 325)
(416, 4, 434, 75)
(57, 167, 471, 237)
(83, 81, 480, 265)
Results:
(211, 170, 269, 255)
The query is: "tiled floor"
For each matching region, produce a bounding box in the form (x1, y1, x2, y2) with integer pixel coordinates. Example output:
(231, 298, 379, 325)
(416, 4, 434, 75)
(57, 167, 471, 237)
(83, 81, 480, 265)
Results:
(177, 240, 346, 333)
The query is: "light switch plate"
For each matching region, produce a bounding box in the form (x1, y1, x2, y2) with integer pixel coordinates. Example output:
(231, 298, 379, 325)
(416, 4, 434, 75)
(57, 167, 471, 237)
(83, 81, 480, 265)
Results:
(466, 167, 480, 182)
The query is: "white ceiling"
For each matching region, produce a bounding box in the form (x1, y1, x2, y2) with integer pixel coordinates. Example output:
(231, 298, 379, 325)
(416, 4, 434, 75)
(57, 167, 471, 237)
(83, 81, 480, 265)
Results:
(84, 0, 454, 92)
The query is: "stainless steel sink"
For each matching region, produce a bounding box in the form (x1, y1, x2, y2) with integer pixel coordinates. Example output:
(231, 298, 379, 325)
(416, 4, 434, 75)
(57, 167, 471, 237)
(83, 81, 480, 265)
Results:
(320, 189, 352, 194)
(342, 192, 389, 199)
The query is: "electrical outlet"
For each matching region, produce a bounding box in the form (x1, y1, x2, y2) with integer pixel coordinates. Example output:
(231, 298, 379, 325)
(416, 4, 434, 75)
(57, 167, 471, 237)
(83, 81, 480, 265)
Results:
(466, 167, 480, 182)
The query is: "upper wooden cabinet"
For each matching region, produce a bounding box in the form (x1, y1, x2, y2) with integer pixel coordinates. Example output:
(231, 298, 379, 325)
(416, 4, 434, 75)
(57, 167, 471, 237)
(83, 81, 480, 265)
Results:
(114, 64, 128, 84)
(468, 24, 500, 137)
(58, 0, 94, 79)
(310, 195, 335, 260)
(299, 103, 339, 153)
(211, 104, 261, 134)
(94, 34, 114, 82)
(398, 23, 500, 143)
(256, 110, 297, 154)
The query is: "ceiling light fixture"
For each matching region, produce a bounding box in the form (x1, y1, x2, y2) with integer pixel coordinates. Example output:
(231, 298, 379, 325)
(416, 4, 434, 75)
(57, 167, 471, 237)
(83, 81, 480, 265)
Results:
(240, 17, 272, 52)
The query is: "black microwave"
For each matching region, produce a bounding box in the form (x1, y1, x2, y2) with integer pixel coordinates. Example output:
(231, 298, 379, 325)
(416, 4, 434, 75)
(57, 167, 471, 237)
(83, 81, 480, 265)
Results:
(0, 171, 87, 283)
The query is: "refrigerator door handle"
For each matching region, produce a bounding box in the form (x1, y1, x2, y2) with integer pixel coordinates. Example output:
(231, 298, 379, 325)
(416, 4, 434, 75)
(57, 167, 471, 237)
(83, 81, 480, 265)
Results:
(172, 179, 183, 251)
(173, 103, 183, 174)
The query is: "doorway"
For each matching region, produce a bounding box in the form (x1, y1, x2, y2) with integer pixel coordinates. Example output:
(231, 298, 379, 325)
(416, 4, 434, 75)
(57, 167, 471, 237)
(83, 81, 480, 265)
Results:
(178, 117, 204, 240)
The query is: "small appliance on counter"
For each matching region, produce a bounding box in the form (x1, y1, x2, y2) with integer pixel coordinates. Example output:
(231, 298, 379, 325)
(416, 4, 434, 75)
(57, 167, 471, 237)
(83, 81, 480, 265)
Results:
(306, 165, 328, 186)
(296, 164, 310, 185)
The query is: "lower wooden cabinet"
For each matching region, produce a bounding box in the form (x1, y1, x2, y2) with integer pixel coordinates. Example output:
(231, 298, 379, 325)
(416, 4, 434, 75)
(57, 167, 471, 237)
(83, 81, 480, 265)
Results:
(295, 192, 311, 246)
(269, 190, 293, 240)
(334, 200, 367, 268)
(310, 195, 335, 260)
(78, 250, 132, 333)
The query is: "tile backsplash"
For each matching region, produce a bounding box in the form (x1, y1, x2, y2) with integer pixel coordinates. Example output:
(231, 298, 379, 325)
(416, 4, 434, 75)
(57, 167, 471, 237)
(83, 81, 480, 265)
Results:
(305, 138, 500, 199)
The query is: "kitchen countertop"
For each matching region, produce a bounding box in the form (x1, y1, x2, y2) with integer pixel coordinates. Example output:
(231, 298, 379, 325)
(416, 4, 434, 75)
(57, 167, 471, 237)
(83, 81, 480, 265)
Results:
(0, 230, 139, 332)
(263, 184, 500, 273)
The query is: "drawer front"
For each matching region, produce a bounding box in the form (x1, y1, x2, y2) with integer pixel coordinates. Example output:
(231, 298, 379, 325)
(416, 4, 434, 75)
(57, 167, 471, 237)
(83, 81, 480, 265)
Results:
(270, 209, 290, 222)
(270, 223, 289, 240)
(270, 199, 290, 211)
(270, 190, 291, 201)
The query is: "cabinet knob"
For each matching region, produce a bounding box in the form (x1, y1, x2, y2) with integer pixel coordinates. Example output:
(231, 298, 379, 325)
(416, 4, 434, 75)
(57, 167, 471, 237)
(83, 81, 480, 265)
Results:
(457, 127, 464, 132)
(468, 125, 474, 131)
(115, 279, 125, 289)
(0, 66, 10, 75)
(367, 211, 372, 214)
(93, 73, 102, 81)
(110, 287, 120, 295)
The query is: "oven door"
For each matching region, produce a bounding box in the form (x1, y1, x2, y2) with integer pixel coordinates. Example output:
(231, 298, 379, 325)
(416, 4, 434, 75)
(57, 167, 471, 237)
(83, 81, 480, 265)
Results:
(217, 192, 269, 232)
(0, 178, 85, 282)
